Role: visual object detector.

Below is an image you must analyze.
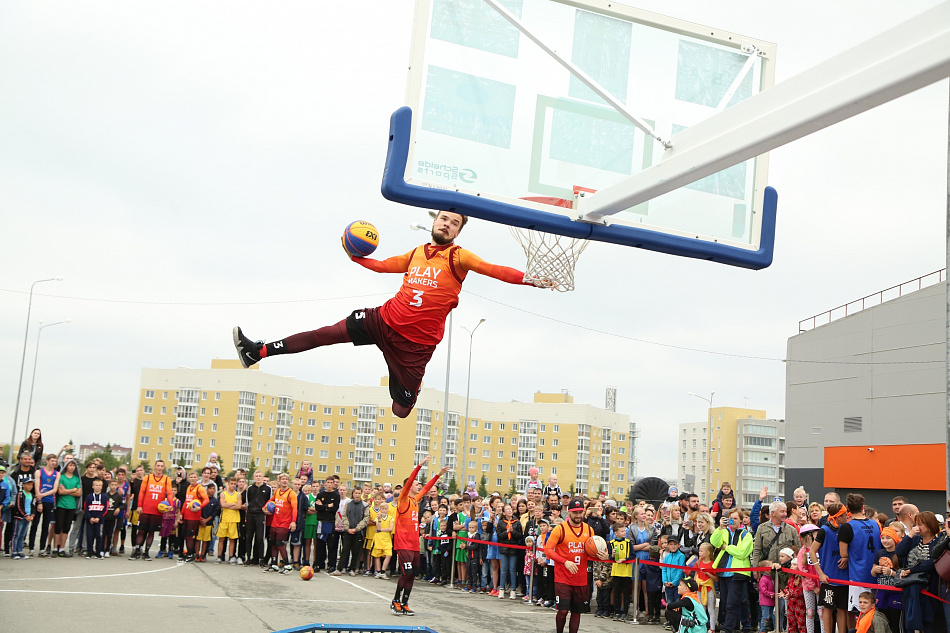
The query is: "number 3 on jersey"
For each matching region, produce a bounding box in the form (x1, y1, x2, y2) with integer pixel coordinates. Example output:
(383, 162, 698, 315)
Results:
(410, 290, 424, 307)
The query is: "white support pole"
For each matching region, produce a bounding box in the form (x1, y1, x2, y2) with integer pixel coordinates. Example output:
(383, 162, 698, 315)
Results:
(481, 0, 670, 148)
(577, 1, 950, 220)
(715, 47, 760, 112)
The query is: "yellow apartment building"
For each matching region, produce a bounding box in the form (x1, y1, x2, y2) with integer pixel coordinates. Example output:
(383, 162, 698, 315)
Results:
(132, 360, 638, 497)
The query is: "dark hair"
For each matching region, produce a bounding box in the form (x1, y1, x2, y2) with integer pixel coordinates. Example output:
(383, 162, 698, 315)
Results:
(892, 496, 908, 504)
(25, 428, 43, 453)
(62, 460, 79, 476)
(786, 501, 797, 515)
(846, 493, 865, 514)
(915, 511, 941, 536)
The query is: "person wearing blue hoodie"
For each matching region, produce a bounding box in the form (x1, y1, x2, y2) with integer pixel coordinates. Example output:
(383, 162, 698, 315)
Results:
(662, 537, 686, 629)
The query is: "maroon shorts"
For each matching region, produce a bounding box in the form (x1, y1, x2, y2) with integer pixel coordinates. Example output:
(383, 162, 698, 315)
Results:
(182, 519, 201, 537)
(138, 513, 163, 531)
(395, 549, 421, 577)
(270, 526, 290, 543)
(346, 308, 435, 409)
(554, 582, 591, 613)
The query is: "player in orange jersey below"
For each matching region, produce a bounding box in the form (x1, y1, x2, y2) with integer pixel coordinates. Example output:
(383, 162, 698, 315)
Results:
(264, 473, 298, 574)
(391, 454, 451, 616)
(544, 498, 596, 633)
(130, 459, 174, 561)
(233, 211, 548, 418)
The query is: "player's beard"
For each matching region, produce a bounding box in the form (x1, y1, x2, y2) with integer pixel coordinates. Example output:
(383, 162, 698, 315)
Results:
(569, 514, 584, 526)
(431, 228, 453, 245)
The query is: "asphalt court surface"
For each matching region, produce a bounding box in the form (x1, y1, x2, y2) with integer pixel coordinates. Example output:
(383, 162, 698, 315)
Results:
(0, 556, 668, 632)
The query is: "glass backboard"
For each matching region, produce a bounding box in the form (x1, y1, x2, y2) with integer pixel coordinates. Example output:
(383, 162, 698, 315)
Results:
(381, 0, 779, 268)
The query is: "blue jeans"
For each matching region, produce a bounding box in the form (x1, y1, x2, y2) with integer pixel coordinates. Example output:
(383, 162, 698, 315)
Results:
(481, 559, 493, 589)
(499, 550, 518, 591)
(13, 518, 29, 555)
(758, 605, 774, 632)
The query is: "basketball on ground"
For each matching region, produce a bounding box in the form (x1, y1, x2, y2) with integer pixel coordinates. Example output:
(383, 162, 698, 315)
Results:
(342, 220, 379, 258)
(585, 535, 609, 560)
(300, 565, 314, 580)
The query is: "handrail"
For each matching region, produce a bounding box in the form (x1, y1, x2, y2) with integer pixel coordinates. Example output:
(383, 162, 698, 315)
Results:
(798, 269, 945, 333)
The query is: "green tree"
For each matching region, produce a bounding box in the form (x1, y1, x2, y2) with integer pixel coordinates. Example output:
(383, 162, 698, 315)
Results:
(138, 460, 151, 474)
(478, 475, 488, 498)
(446, 476, 458, 495)
(64, 440, 75, 455)
(568, 483, 575, 498)
(507, 479, 518, 496)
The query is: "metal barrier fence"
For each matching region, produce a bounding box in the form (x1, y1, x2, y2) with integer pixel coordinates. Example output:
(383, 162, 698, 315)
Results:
(275, 625, 440, 633)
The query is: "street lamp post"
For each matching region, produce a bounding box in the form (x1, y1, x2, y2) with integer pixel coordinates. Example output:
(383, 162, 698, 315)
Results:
(459, 319, 486, 489)
(687, 391, 715, 504)
(24, 320, 70, 430)
(8, 277, 62, 464)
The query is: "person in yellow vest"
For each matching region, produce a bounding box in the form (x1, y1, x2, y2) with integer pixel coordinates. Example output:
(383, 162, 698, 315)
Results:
(610, 524, 634, 622)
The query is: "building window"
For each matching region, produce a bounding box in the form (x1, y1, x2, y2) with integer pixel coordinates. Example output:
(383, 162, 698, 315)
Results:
(145, 390, 155, 399)
(499, 423, 505, 431)
(198, 423, 204, 432)
(375, 468, 381, 476)
(552, 439, 559, 447)
(338, 422, 345, 430)
(319, 450, 329, 458)
(318, 464, 327, 472)
(323, 421, 331, 429)
(552, 425, 559, 433)
(482, 450, 490, 458)
(552, 453, 558, 460)
(537, 452, 544, 460)
(143, 406, 153, 414)
(389, 454, 395, 461)
(162, 392, 168, 399)
(257, 442, 261, 450)
(159, 421, 164, 430)
(391, 439, 397, 446)
(138, 451, 148, 460)
(496, 479, 502, 487)
(268, 428, 273, 436)
(391, 424, 398, 432)
(306, 433, 315, 441)
(141, 420, 151, 429)
(388, 468, 394, 477)
(210, 439, 216, 447)
(378, 409, 385, 417)
(484, 422, 492, 430)
(213, 408, 219, 417)
(308, 419, 316, 426)
(321, 436, 330, 444)
(322, 407, 331, 415)
(337, 437, 343, 444)
(140, 436, 150, 445)
(538, 438, 545, 446)
(497, 465, 503, 472)
(497, 451, 503, 458)
(471, 420, 478, 428)
(215, 392, 220, 400)
(336, 451, 342, 459)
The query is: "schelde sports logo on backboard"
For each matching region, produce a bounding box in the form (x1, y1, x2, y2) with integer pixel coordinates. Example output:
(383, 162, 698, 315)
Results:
(416, 161, 477, 184)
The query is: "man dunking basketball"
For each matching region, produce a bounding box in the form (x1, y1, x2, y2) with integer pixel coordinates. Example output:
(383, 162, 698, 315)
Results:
(233, 211, 545, 418)
(543, 498, 595, 633)
(392, 454, 450, 616)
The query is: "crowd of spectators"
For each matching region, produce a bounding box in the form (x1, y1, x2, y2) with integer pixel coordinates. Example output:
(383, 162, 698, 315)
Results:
(2, 431, 949, 633)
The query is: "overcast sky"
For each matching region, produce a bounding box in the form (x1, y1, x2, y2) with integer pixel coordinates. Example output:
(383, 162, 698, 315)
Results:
(1, 1, 947, 478)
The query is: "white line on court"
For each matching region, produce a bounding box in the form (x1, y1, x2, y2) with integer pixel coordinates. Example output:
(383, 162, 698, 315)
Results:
(327, 574, 390, 601)
(0, 589, 376, 604)
(0, 565, 179, 582)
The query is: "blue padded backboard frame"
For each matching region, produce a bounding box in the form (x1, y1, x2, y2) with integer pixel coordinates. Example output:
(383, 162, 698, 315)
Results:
(381, 106, 777, 270)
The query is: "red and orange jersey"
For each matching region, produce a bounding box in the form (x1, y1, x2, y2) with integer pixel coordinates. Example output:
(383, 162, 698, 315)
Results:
(354, 244, 527, 345)
(138, 474, 174, 516)
(182, 483, 209, 521)
(543, 521, 594, 586)
(270, 487, 298, 529)
(393, 462, 441, 551)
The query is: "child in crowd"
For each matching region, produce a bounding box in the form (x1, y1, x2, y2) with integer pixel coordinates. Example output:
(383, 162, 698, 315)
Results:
(429, 504, 451, 585)
(780, 557, 806, 633)
(592, 537, 614, 618)
(83, 478, 107, 559)
(796, 524, 821, 633)
(541, 474, 562, 500)
(871, 525, 903, 632)
(217, 476, 242, 564)
(157, 486, 180, 560)
(758, 570, 776, 633)
(419, 508, 432, 580)
(372, 500, 394, 579)
(526, 467, 542, 492)
(197, 482, 220, 562)
(522, 535, 536, 602)
(12, 478, 35, 559)
(537, 518, 555, 607)
(662, 535, 686, 629)
(609, 523, 632, 621)
(102, 479, 123, 558)
(695, 542, 718, 633)
(643, 545, 663, 624)
(855, 590, 891, 633)
(466, 517, 482, 592)
(302, 484, 318, 570)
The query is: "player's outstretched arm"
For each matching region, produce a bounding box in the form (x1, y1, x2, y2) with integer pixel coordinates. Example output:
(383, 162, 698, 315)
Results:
(458, 250, 553, 288)
(345, 241, 413, 274)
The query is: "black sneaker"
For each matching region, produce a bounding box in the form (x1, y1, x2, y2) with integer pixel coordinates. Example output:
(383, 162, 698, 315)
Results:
(129, 548, 141, 560)
(232, 326, 263, 368)
(142, 551, 151, 561)
(400, 604, 415, 616)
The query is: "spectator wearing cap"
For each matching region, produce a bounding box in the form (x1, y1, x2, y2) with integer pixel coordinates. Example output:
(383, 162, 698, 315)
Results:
(871, 524, 903, 632)
(796, 523, 822, 632)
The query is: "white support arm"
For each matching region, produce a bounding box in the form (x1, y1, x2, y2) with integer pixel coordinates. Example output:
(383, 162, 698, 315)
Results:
(577, 1, 950, 220)
(482, 0, 671, 148)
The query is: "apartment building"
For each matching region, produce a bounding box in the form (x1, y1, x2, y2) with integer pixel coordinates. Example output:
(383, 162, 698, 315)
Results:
(133, 360, 638, 496)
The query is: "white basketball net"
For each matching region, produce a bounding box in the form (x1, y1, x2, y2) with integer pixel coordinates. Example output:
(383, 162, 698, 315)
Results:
(509, 227, 589, 292)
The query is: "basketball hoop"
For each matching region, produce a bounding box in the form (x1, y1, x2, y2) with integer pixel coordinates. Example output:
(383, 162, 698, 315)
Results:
(512, 195, 590, 292)
(509, 225, 589, 292)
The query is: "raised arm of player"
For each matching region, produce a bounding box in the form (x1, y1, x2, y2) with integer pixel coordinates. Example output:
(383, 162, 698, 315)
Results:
(416, 465, 451, 503)
(398, 454, 430, 510)
(349, 249, 414, 273)
(458, 250, 533, 285)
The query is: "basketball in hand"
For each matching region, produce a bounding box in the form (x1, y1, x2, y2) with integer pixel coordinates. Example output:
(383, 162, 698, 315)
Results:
(342, 220, 379, 258)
